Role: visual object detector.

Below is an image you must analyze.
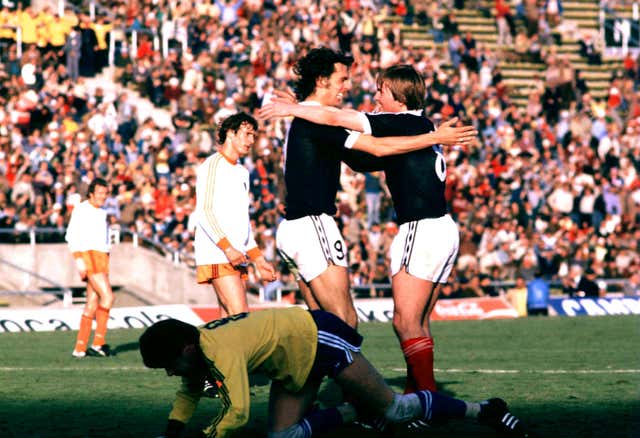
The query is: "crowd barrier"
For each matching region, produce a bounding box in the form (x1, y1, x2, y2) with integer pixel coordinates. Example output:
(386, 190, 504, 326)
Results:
(2, 294, 638, 333)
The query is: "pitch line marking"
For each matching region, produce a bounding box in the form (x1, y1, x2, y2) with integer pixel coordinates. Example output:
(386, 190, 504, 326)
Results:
(391, 368, 640, 374)
(1, 367, 639, 374)
(0, 366, 148, 371)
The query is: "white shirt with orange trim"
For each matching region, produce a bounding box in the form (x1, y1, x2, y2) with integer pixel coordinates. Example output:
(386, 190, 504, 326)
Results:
(194, 152, 257, 265)
(65, 200, 110, 253)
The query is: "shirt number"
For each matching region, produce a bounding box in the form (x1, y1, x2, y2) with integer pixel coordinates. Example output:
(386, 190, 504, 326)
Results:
(203, 312, 248, 330)
(435, 146, 447, 182)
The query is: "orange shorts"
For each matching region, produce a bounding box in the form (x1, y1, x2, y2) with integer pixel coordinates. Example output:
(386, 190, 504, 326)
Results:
(197, 263, 248, 284)
(73, 250, 109, 278)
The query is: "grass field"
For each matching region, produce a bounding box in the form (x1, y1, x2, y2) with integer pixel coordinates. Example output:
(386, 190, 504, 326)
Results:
(1, 314, 638, 438)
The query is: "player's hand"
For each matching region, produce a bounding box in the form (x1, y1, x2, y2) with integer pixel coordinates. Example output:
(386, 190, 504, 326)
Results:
(435, 117, 478, 147)
(224, 246, 248, 267)
(255, 257, 277, 282)
(272, 88, 297, 104)
(74, 258, 88, 281)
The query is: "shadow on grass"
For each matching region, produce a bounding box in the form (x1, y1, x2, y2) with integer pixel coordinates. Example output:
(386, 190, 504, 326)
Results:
(384, 376, 461, 398)
(112, 341, 140, 355)
(1, 399, 638, 438)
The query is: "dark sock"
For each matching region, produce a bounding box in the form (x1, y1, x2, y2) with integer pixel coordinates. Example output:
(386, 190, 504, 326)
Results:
(417, 390, 467, 422)
(300, 406, 343, 436)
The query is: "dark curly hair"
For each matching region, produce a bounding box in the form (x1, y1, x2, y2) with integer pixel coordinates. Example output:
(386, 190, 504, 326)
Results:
(88, 177, 108, 195)
(139, 319, 199, 369)
(217, 112, 258, 144)
(293, 48, 354, 101)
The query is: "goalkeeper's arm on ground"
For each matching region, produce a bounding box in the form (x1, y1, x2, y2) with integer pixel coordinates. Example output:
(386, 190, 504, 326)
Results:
(163, 419, 185, 438)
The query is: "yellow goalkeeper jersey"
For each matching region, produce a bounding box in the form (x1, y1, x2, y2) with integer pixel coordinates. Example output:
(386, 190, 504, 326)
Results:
(168, 307, 318, 437)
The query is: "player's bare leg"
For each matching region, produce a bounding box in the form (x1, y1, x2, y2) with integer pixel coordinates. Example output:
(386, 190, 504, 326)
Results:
(392, 267, 440, 392)
(87, 273, 114, 309)
(297, 280, 320, 310)
(392, 268, 436, 340)
(211, 275, 248, 317)
(335, 353, 395, 414)
(86, 273, 114, 355)
(268, 378, 358, 437)
(83, 283, 99, 317)
(268, 379, 320, 432)
(337, 353, 531, 437)
(308, 265, 357, 328)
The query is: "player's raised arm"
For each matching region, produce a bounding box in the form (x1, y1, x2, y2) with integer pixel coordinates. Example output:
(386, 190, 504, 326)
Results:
(258, 101, 367, 132)
(346, 117, 478, 157)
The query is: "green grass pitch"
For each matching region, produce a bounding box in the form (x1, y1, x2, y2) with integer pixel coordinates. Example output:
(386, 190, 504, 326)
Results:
(1, 315, 638, 437)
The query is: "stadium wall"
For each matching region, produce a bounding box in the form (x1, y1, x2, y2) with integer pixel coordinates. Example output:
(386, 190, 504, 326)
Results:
(0, 243, 220, 305)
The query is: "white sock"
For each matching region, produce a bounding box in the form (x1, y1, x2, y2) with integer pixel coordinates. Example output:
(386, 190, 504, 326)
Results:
(465, 401, 481, 418)
(384, 393, 422, 423)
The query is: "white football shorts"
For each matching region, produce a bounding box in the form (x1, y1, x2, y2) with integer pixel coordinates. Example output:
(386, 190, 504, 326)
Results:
(390, 215, 459, 282)
(276, 213, 349, 282)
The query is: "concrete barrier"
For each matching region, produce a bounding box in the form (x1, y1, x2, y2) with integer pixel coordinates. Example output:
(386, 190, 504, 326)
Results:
(0, 243, 250, 306)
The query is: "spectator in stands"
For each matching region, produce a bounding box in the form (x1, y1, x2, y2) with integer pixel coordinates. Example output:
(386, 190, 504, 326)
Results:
(506, 275, 528, 317)
(495, 0, 514, 46)
(442, 10, 460, 38)
(545, 0, 563, 27)
(79, 14, 98, 78)
(575, 267, 601, 297)
(364, 172, 384, 228)
(448, 33, 464, 69)
(526, 273, 549, 315)
(513, 30, 530, 61)
(624, 271, 640, 295)
(430, 9, 445, 43)
(263, 266, 297, 302)
(579, 33, 602, 66)
(65, 26, 82, 82)
(0, 0, 636, 305)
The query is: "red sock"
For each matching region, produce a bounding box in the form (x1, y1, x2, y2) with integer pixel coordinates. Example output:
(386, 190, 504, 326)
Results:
(93, 306, 110, 347)
(403, 367, 418, 394)
(401, 337, 437, 392)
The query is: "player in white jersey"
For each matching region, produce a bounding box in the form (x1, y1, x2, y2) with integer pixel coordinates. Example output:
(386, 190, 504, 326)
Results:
(66, 177, 114, 357)
(194, 112, 276, 317)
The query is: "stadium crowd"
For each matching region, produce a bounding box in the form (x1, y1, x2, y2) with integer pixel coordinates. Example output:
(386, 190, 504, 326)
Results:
(0, 0, 638, 300)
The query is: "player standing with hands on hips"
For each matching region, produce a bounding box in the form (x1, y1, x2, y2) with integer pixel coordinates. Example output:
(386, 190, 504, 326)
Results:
(194, 112, 276, 318)
(67, 177, 114, 357)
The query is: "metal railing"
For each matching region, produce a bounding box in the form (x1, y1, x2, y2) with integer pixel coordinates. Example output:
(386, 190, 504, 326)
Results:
(0, 257, 73, 307)
(259, 279, 635, 304)
(0, 227, 188, 265)
(0, 228, 635, 305)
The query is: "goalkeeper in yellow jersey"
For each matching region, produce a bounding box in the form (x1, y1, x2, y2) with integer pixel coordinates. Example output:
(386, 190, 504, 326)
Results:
(139, 307, 530, 438)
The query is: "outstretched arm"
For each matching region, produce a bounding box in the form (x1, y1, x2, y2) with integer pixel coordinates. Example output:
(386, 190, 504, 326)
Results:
(259, 101, 367, 131)
(347, 118, 478, 157)
(260, 99, 478, 154)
